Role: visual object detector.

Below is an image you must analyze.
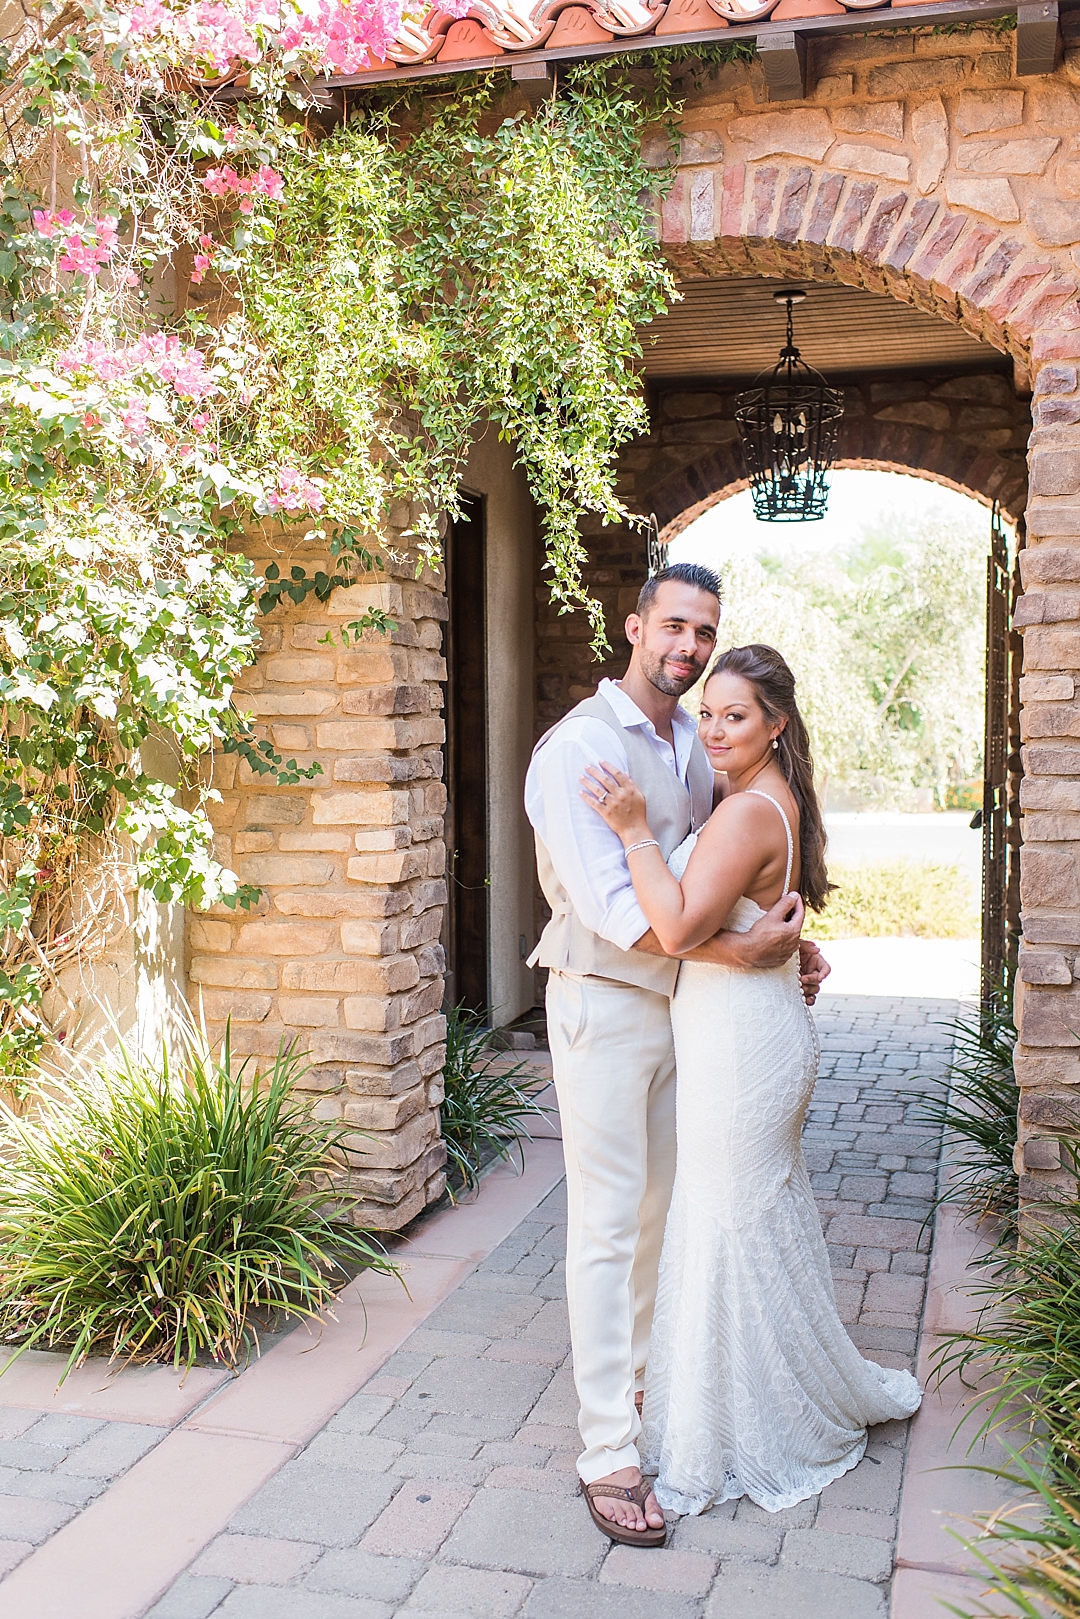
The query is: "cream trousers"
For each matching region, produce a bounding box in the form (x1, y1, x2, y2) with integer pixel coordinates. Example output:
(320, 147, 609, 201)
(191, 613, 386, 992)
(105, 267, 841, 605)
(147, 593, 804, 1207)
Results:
(545, 970, 678, 1485)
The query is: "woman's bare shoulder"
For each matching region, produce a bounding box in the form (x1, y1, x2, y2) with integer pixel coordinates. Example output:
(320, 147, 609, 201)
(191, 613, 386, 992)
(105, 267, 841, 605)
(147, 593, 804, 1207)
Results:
(697, 788, 796, 853)
(703, 791, 778, 830)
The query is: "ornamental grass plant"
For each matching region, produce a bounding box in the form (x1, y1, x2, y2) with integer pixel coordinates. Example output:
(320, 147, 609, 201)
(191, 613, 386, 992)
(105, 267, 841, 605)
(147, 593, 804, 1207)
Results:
(937, 1217, 1080, 1618)
(946, 1448, 1080, 1619)
(919, 1002, 1019, 1226)
(0, 1030, 395, 1378)
(441, 1005, 552, 1198)
(934, 1212, 1080, 1474)
(919, 1001, 1080, 1617)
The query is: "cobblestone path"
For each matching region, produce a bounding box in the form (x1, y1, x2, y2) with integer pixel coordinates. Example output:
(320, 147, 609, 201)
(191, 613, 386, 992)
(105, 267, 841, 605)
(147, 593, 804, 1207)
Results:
(140, 994, 955, 1619)
(0, 1411, 167, 1574)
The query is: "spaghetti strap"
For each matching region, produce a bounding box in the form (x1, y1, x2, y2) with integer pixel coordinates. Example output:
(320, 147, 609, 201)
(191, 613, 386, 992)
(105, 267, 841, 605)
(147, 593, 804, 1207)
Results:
(747, 789, 795, 896)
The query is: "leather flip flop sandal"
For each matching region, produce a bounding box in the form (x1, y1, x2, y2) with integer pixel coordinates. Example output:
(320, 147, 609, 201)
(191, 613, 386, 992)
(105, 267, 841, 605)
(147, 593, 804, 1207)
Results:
(582, 1480, 667, 1548)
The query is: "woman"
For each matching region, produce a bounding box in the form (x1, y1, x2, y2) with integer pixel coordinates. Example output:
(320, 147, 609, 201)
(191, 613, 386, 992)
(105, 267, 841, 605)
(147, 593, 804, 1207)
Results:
(581, 643, 920, 1516)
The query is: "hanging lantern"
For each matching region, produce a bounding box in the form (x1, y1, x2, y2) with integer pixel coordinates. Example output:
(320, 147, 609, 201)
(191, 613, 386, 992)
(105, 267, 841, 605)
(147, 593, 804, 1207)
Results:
(734, 289, 844, 523)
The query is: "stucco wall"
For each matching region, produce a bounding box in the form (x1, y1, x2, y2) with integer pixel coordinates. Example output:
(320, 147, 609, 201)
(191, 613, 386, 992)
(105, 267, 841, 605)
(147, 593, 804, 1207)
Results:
(465, 432, 538, 1028)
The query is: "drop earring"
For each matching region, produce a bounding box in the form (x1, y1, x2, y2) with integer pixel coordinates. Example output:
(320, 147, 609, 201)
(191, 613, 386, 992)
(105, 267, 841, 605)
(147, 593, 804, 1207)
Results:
(772, 738, 779, 750)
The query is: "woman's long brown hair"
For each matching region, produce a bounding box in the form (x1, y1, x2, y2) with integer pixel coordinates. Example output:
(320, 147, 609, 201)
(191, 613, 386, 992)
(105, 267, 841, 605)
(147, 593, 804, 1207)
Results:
(707, 643, 833, 914)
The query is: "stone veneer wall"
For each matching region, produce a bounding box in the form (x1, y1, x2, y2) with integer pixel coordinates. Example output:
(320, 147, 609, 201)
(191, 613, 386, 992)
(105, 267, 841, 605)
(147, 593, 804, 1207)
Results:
(1015, 370, 1080, 1201)
(190, 522, 450, 1230)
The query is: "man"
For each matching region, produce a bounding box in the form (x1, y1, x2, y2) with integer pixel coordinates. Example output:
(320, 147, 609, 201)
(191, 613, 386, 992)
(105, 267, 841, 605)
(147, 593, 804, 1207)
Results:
(524, 561, 829, 1544)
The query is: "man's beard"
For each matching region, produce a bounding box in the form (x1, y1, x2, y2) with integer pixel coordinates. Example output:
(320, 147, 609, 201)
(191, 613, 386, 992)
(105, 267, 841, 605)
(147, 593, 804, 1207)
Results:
(640, 648, 707, 698)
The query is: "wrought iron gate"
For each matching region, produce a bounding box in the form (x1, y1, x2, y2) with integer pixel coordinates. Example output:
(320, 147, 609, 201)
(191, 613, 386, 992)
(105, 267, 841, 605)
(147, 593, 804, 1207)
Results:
(980, 500, 1011, 1016)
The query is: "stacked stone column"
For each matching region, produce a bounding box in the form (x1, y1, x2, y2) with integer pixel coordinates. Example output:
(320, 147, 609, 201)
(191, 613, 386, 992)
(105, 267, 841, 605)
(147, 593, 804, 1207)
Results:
(188, 525, 449, 1229)
(1015, 357, 1080, 1203)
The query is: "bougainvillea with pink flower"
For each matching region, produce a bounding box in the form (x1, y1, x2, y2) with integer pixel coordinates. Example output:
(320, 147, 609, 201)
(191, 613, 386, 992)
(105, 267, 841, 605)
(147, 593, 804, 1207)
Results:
(0, 0, 681, 1079)
(33, 212, 119, 276)
(109, 0, 413, 79)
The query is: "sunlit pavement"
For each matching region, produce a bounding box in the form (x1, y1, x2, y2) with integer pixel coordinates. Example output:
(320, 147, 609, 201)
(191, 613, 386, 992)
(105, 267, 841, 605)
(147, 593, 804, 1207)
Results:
(816, 938, 980, 1000)
(0, 994, 1010, 1619)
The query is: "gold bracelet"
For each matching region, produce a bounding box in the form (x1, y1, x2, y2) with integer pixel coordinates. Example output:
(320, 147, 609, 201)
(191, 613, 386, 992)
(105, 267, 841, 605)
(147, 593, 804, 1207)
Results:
(624, 839, 660, 857)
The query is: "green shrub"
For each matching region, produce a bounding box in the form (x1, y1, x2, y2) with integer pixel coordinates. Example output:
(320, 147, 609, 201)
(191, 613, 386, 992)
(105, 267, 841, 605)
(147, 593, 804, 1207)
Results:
(934, 1214, 1080, 1469)
(812, 860, 979, 939)
(946, 1448, 1080, 1618)
(918, 1003, 1018, 1226)
(945, 780, 983, 814)
(936, 1219, 1080, 1618)
(441, 1006, 552, 1198)
(0, 1031, 395, 1377)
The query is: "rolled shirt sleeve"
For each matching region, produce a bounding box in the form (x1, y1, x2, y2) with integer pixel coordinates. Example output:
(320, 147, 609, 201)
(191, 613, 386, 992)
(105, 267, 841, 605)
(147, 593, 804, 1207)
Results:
(524, 718, 652, 951)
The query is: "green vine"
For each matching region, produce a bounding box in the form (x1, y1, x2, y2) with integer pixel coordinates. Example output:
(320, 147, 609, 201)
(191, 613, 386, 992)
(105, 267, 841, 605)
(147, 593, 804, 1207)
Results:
(238, 63, 680, 649)
(876, 11, 1017, 37)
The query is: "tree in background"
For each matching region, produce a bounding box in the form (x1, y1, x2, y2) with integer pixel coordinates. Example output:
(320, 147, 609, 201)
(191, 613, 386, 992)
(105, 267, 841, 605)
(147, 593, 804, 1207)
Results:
(689, 508, 989, 809)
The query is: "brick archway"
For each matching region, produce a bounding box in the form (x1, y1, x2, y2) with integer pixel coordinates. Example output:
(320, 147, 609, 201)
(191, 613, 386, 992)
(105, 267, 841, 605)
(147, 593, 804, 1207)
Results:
(200, 60, 1080, 1230)
(544, 142, 1080, 1216)
(659, 158, 1078, 375)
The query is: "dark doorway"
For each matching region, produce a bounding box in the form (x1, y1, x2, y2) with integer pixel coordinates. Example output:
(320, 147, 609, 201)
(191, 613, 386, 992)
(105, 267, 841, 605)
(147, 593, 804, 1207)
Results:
(443, 493, 489, 1013)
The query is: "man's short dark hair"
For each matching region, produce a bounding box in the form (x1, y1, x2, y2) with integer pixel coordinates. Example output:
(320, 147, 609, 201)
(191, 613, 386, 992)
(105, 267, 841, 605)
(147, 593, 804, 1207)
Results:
(636, 561, 722, 619)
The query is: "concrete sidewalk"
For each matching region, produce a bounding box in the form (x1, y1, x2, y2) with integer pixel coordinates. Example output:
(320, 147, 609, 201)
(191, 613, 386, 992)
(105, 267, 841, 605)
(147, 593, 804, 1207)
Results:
(0, 994, 1007, 1618)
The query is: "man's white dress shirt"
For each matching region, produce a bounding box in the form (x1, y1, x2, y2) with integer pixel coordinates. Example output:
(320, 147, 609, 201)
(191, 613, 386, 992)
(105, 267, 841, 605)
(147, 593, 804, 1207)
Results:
(524, 678, 700, 952)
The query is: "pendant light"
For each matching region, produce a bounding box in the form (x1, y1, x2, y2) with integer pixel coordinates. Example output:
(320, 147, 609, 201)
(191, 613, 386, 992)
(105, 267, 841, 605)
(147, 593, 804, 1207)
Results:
(734, 289, 844, 522)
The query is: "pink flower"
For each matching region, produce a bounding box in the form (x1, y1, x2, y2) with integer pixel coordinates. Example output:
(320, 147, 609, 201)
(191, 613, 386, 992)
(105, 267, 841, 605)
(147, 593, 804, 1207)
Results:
(46, 214, 119, 277)
(117, 0, 408, 79)
(201, 164, 241, 197)
(122, 402, 151, 436)
(268, 468, 325, 513)
(59, 333, 217, 405)
(124, 269, 140, 286)
(32, 208, 76, 238)
(190, 411, 212, 432)
(58, 240, 106, 277)
(82, 411, 101, 429)
(253, 164, 284, 201)
(199, 162, 284, 212)
(172, 361, 215, 400)
(277, 0, 405, 74)
(125, 0, 170, 37)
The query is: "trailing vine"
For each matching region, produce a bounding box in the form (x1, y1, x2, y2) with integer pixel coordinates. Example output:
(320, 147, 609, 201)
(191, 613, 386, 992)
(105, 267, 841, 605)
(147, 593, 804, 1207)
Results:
(238, 66, 679, 646)
(0, 0, 686, 1076)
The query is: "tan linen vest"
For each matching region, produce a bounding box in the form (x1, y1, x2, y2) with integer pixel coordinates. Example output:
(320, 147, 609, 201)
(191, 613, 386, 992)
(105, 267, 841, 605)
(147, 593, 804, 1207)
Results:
(530, 691, 714, 994)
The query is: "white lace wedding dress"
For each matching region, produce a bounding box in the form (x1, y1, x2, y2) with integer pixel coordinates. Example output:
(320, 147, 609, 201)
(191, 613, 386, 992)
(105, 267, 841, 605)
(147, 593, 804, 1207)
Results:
(641, 798, 922, 1516)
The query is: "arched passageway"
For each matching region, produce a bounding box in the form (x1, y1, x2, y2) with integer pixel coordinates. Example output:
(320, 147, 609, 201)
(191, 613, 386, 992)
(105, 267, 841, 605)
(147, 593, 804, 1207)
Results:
(533, 135, 1078, 1212)
(198, 49, 1080, 1229)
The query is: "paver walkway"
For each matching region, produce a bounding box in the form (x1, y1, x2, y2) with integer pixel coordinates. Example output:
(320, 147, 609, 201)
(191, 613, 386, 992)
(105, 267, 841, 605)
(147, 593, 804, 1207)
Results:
(117, 993, 955, 1619)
